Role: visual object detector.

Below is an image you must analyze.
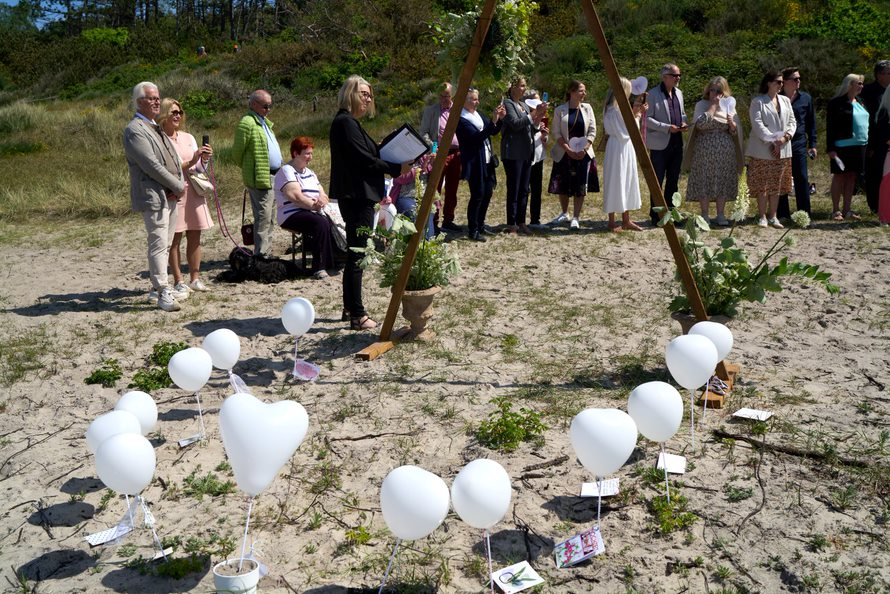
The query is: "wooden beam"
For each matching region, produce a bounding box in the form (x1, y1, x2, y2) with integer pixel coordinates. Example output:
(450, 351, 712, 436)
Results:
(578, 0, 727, 377)
(356, 327, 412, 361)
(377, 0, 498, 342)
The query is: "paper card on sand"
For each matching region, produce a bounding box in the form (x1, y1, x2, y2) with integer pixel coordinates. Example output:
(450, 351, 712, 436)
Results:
(553, 525, 605, 568)
(579, 478, 619, 497)
(733, 408, 773, 421)
(178, 434, 202, 448)
(491, 560, 544, 593)
(84, 523, 133, 546)
(657, 452, 687, 474)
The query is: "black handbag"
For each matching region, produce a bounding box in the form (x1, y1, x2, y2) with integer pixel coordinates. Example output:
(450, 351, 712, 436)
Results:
(240, 189, 254, 246)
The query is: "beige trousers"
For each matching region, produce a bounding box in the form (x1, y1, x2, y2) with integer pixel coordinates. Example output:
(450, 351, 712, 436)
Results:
(142, 200, 179, 290)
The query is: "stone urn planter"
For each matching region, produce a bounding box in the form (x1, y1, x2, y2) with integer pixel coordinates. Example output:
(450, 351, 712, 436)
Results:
(401, 286, 442, 340)
(670, 312, 731, 335)
(213, 559, 259, 594)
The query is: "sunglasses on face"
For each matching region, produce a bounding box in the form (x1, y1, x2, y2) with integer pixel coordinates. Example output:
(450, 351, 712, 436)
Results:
(360, 91, 374, 100)
(171, 110, 183, 116)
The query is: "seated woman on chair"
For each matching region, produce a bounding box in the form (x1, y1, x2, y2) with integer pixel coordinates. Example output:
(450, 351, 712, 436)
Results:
(274, 136, 338, 279)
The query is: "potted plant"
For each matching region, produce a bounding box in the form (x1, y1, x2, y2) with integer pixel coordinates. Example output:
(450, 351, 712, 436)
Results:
(656, 181, 839, 332)
(354, 215, 461, 339)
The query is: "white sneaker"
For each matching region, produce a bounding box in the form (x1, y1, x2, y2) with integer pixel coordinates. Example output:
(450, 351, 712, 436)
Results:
(758, 216, 768, 228)
(570, 218, 580, 229)
(188, 279, 210, 292)
(549, 212, 569, 225)
(147, 290, 159, 302)
(172, 282, 190, 300)
(157, 288, 181, 312)
(768, 217, 784, 229)
(312, 270, 329, 280)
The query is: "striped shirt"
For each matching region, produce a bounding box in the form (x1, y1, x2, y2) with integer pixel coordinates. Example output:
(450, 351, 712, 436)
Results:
(275, 164, 321, 225)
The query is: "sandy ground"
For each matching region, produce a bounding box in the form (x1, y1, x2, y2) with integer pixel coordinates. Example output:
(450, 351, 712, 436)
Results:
(1, 196, 889, 593)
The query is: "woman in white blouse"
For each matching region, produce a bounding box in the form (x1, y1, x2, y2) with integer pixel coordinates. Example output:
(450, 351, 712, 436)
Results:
(745, 71, 797, 228)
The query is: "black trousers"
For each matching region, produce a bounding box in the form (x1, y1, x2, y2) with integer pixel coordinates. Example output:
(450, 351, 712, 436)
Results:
(340, 198, 375, 317)
(466, 163, 496, 235)
(503, 158, 532, 226)
(777, 144, 812, 218)
(649, 138, 683, 224)
(528, 159, 544, 225)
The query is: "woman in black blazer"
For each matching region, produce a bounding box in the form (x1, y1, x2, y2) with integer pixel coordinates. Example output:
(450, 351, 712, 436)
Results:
(456, 88, 506, 241)
(329, 75, 407, 330)
(826, 73, 868, 220)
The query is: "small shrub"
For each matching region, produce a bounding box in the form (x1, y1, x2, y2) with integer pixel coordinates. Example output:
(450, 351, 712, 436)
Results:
(648, 494, 697, 534)
(181, 469, 236, 499)
(474, 397, 546, 452)
(723, 483, 754, 503)
(129, 367, 171, 392)
(84, 358, 122, 388)
(149, 341, 188, 367)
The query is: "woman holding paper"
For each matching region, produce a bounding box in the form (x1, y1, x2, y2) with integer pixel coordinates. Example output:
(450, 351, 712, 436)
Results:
(745, 70, 796, 228)
(826, 73, 868, 221)
(683, 77, 744, 226)
(548, 80, 597, 230)
(329, 75, 410, 330)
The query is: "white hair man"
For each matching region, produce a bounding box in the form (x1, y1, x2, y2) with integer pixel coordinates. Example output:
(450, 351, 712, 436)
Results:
(123, 81, 187, 312)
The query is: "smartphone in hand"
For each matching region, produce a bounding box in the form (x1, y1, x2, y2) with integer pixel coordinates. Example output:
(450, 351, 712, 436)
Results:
(202, 134, 210, 146)
(542, 91, 549, 102)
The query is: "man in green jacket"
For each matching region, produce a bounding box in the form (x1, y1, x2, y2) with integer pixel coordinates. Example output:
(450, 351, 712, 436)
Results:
(232, 89, 282, 257)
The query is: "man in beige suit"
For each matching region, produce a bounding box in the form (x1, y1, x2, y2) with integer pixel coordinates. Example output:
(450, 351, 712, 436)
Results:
(123, 81, 187, 312)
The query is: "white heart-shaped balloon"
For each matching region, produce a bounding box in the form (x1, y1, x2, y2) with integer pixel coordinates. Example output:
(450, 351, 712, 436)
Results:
(203, 329, 241, 371)
(219, 393, 309, 496)
(451, 459, 512, 530)
(95, 432, 156, 495)
(114, 391, 158, 436)
(168, 347, 213, 392)
(570, 408, 638, 477)
(86, 410, 142, 453)
(689, 321, 733, 362)
(627, 381, 683, 443)
(380, 465, 450, 540)
(666, 334, 719, 389)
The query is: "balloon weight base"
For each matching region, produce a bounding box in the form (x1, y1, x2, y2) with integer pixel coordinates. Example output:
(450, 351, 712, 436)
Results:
(213, 559, 259, 594)
(696, 362, 740, 409)
(177, 434, 203, 448)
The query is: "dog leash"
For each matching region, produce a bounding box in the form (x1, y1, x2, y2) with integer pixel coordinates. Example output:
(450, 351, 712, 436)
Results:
(206, 158, 252, 257)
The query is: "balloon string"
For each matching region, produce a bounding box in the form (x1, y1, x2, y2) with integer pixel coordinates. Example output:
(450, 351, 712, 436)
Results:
(125, 494, 133, 528)
(294, 337, 299, 361)
(238, 497, 254, 573)
(485, 530, 494, 594)
(378, 538, 401, 594)
(596, 476, 603, 526)
(689, 388, 695, 450)
(139, 496, 167, 561)
(702, 379, 709, 429)
(195, 391, 206, 439)
(661, 443, 671, 504)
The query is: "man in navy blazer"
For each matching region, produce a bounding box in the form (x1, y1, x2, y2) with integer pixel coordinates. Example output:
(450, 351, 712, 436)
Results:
(645, 63, 687, 225)
(123, 81, 186, 312)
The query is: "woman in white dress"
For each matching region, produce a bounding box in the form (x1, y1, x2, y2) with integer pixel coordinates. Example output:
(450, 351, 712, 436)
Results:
(601, 77, 647, 232)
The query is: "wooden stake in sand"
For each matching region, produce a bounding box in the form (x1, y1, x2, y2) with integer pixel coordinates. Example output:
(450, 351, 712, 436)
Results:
(357, 0, 719, 363)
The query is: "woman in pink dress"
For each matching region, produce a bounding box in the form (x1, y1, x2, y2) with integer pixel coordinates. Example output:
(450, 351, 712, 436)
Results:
(158, 98, 214, 293)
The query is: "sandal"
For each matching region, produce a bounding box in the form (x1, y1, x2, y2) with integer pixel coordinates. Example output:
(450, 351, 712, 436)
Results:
(350, 315, 377, 331)
(832, 211, 844, 221)
(844, 211, 861, 221)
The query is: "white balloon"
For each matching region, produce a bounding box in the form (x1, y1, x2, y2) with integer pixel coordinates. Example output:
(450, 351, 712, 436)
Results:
(665, 334, 719, 389)
(219, 393, 309, 497)
(627, 382, 684, 442)
(689, 321, 734, 361)
(380, 466, 450, 540)
(281, 297, 315, 337)
(570, 409, 638, 477)
(114, 391, 158, 436)
(86, 410, 142, 454)
(202, 329, 241, 371)
(451, 459, 512, 530)
(95, 432, 156, 495)
(167, 347, 213, 392)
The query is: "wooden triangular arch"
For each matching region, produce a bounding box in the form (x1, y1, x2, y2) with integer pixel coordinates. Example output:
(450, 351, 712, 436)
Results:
(358, 0, 727, 379)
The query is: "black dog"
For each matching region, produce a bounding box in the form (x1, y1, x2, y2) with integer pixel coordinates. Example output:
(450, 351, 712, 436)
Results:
(218, 247, 302, 284)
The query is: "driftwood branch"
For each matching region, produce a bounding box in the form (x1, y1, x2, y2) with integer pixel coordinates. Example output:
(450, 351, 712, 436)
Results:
(328, 430, 418, 442)
(522, 455, 569, 472)
(0, 422, 76, 478)
(711, 429, 869, 468)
